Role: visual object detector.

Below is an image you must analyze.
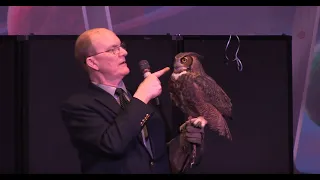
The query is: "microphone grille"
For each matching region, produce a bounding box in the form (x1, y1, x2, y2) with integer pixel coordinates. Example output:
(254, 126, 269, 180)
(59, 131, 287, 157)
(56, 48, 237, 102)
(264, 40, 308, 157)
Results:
(139, 60, 150, 72)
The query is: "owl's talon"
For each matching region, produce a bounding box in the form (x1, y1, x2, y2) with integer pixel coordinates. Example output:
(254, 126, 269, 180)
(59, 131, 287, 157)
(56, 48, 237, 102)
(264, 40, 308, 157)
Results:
(194, 122, 202, 128)
(190, 116, 207, 128)
(179, 121, 189, 132)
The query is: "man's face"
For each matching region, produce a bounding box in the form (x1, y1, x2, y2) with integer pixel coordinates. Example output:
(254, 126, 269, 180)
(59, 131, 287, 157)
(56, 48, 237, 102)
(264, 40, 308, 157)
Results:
(86, 30, 129, 80)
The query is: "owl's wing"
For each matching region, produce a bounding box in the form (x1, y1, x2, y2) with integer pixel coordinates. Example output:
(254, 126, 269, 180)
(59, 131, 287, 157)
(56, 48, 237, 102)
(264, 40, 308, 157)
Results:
(193, 74, 232, 119)
(178, 73, 233, 140)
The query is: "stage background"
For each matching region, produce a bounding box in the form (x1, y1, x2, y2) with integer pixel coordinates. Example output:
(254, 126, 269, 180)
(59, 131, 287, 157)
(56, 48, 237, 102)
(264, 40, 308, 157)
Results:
(180, 36, 291, 173)
(0, 35, 291, 173)
(25, 35, 175, 173)
(0, 36, 17, 173)
(0, 6, 318, 173)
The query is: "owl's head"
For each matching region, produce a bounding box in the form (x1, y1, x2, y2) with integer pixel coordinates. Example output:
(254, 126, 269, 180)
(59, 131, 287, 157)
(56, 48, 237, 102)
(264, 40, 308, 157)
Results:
(173, 52, 206, 74)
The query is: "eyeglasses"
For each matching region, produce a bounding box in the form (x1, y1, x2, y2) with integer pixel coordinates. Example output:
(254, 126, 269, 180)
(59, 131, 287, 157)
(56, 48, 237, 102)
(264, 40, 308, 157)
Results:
(87, 42, 127, 58)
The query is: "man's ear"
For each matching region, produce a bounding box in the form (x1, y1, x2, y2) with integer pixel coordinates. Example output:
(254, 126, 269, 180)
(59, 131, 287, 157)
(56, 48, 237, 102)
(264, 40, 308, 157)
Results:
(86, 57, 99, 71)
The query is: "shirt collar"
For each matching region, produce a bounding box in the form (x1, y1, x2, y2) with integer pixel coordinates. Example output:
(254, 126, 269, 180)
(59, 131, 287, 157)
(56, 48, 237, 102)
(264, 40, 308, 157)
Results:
(92, 81, 128, 97)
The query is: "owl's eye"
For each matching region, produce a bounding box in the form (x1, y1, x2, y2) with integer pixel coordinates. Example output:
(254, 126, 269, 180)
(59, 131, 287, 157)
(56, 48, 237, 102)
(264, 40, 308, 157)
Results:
(181, 57, 187, 63)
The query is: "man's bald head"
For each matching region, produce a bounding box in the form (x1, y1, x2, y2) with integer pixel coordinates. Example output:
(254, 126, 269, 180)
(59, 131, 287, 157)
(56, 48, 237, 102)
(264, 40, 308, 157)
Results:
(74, 28, 115, 69)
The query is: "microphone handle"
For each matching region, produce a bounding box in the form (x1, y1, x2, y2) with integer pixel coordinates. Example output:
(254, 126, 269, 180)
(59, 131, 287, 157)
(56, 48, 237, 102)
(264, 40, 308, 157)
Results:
(154, 97, 160, 106)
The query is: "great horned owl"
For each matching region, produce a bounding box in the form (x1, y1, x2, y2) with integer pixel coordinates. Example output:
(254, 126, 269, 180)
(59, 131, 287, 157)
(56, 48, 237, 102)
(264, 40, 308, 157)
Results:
(168, 52, 233, 141)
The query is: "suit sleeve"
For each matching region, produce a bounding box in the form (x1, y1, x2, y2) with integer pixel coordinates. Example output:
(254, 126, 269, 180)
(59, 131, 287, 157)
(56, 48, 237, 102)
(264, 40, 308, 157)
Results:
(60, 97, 154, 157)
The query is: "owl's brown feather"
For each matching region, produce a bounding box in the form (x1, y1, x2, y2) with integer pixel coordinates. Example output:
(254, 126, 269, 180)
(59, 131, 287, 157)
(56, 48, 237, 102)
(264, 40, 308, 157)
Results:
(168, 52, 233, 141)
(169, 72, 232, 140)
(194, 74, 232, 119)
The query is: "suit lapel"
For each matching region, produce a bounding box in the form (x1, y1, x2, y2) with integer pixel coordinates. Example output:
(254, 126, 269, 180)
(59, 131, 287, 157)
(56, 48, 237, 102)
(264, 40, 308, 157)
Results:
(147, 103, 171, 160)
(141, 104, 165, 159)
(87, 83, 121, 115)
(88, 83, 156, 158)
(145, 111, 159, 159)
(126, 90, 148, 152)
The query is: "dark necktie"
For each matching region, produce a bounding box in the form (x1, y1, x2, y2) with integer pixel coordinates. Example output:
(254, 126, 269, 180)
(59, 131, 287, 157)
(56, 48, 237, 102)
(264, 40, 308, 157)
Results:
(115, 88, 130, 109)
(115, 88, 149, 141)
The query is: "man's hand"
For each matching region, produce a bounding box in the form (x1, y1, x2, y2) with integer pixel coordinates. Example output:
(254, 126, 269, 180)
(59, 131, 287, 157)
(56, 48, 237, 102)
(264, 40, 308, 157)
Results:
(133, 67, 170, 104)
(180, 116, 207, 145)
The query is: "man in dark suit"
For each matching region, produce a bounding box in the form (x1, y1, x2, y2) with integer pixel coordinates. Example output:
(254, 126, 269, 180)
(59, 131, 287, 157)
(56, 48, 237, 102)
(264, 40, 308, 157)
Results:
(60, 28, 207, 174)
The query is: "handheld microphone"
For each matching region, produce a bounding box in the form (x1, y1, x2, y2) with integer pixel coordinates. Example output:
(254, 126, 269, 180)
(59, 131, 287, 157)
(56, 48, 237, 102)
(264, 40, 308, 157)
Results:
(139, 60, 160, 106)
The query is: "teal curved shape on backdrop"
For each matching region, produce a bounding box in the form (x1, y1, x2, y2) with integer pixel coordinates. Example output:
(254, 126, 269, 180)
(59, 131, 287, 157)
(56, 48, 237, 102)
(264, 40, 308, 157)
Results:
(305, 47, 320, 126)
(296, 43, 320, 174)
(311, 51, 320, 74)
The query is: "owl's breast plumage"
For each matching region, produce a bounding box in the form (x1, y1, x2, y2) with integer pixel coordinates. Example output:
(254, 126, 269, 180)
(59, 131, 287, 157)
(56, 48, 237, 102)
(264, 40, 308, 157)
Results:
(169, 72, 203, 117)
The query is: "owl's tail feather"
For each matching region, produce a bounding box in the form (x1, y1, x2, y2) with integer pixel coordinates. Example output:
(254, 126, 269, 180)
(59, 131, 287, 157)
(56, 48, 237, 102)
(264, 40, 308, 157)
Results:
(197, 103, 233, 141)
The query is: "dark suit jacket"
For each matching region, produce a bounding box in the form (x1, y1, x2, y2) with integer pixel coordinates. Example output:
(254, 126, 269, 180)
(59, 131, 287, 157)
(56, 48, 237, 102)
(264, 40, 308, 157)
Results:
(60, 83, 171, 174)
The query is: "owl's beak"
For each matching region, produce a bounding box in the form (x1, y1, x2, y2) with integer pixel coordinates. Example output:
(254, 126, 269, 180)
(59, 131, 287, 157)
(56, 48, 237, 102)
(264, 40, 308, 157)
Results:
(173, 66, 186, 73)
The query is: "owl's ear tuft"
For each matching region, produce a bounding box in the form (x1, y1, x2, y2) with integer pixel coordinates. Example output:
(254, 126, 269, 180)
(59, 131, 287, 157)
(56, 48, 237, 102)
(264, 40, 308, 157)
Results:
(197, 54, 204, 61)
(191, 52, 204, 61)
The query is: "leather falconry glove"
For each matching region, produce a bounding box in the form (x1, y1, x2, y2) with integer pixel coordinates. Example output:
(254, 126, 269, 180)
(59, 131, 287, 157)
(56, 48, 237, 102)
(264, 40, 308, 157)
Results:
(169, 116, 207, 173)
